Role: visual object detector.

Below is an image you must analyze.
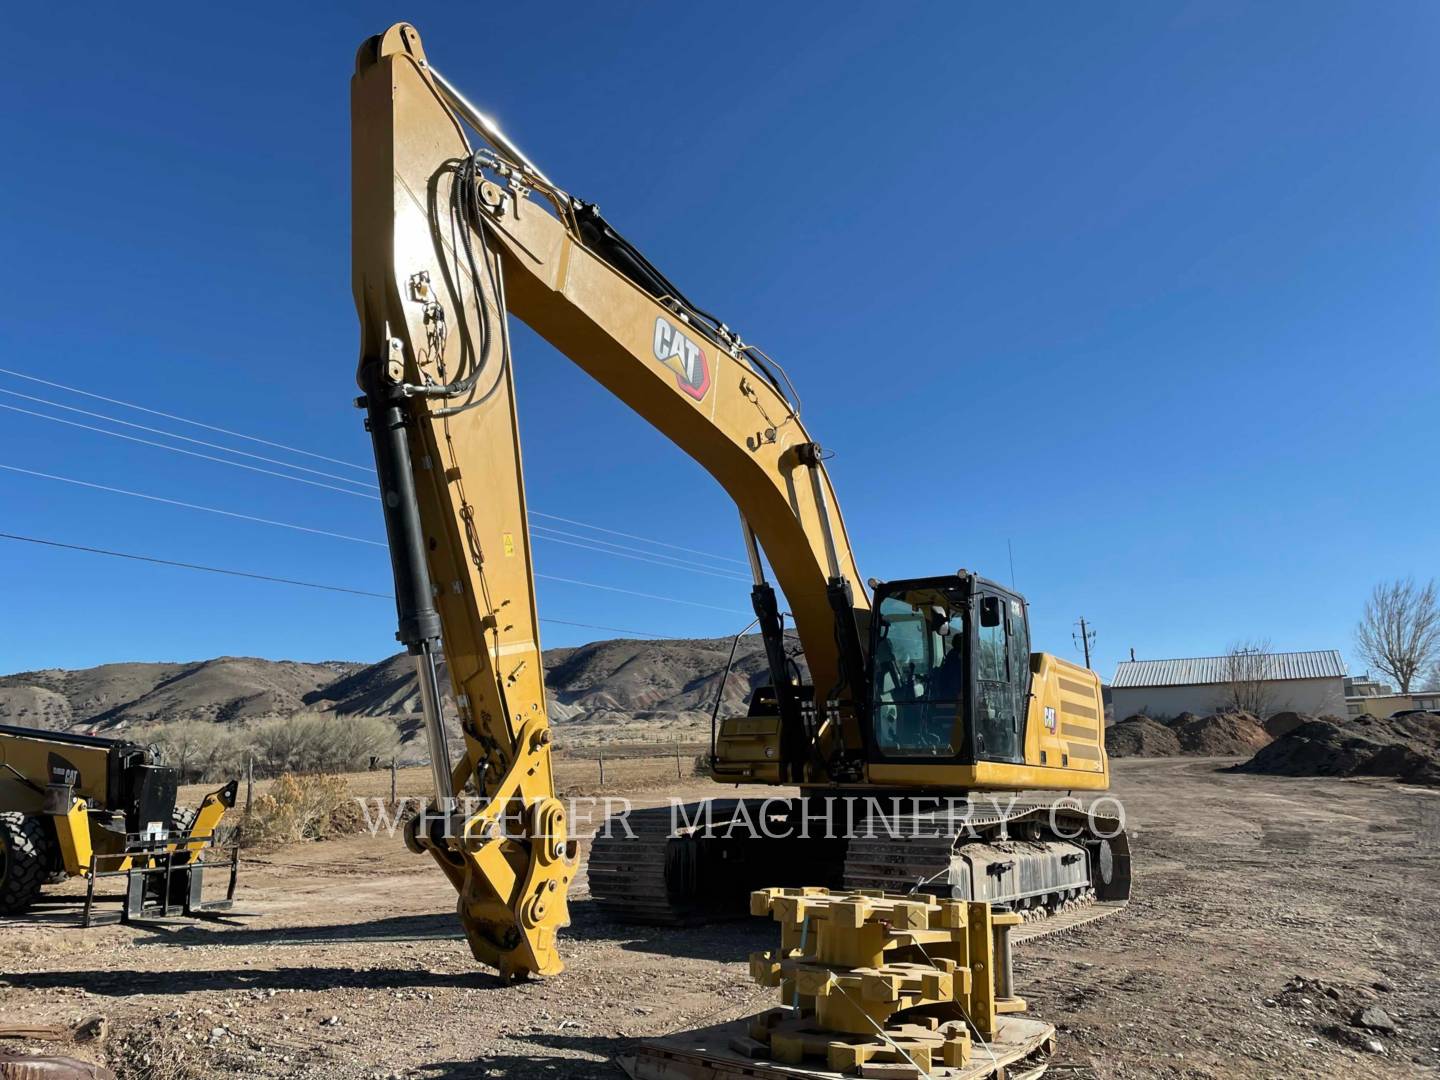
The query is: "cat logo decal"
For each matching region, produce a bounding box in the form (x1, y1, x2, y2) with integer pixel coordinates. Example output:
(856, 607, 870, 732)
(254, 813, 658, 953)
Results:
(652, 317, 711, 401)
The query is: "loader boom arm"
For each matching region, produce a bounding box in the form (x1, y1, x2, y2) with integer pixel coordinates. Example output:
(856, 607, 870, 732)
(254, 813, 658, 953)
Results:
(352, 24, 869, 979)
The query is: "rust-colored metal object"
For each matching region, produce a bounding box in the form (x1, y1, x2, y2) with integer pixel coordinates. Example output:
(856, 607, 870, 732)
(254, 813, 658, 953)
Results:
(0, 1051, 116, 1080)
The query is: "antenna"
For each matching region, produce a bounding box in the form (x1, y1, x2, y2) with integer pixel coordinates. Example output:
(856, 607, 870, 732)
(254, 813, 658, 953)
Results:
(1006, 538, 1016, 591)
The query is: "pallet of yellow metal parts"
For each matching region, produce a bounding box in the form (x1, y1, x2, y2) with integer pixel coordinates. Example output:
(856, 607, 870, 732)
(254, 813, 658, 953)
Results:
(615, 1009, 1056, 1079)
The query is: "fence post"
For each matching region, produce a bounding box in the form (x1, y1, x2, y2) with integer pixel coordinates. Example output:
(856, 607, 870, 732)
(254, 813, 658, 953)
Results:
(598, 755, 605, 788)
(390, 757, 398, 806)
(244, 753, 255, 815)
(675, 746, 682, 780)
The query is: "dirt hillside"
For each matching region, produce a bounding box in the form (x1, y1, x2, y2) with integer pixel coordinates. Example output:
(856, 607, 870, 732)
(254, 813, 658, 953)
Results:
(0, 635, 795, 745)
(0, 658, 360, 732)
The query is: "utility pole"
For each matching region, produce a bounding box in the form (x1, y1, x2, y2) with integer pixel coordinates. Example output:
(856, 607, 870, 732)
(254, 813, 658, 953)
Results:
(1073, 617, 1096, 669)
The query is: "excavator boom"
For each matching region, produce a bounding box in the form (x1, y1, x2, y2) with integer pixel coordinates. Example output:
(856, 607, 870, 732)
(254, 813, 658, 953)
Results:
(351, 23, 866, 978)
(351, 23, 1126, 980)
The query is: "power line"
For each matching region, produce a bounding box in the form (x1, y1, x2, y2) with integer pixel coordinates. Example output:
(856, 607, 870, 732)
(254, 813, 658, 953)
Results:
(538, 617, 665, 639)
(0, 365, 751, 578)
(0, 531, 392, 598)
(0, 463, 387, 547)
(530, 510, 748, 566)
(531, 522, 751, 579)
(0, 388, 374, 489)
(0, 402, 380, 500)
(0, 531, 676, 641)
(0, 458, 751, 588)
(531, 529, 752, 583)
(536, 573, 748, 615)
(0, 365, 375, 474)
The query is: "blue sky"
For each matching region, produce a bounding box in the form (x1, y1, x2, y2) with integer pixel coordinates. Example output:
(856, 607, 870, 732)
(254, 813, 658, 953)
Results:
(1, 2, 1435, 681)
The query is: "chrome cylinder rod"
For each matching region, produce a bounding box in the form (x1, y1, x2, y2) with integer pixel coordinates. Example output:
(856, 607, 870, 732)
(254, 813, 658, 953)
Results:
(426, 63, 556, 190)
(415, 644, 454, 803)
(739, 511, 766, 587)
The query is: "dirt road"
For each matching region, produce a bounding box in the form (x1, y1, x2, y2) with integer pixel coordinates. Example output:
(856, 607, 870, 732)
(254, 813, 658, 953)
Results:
(1, 758, 1436, 1078)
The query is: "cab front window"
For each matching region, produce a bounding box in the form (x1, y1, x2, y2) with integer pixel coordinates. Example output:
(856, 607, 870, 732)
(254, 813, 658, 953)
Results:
(871, 591, 964, 757)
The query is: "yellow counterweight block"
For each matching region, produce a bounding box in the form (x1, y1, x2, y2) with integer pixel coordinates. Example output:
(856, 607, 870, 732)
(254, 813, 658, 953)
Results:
(748, 887, 1029, 1074)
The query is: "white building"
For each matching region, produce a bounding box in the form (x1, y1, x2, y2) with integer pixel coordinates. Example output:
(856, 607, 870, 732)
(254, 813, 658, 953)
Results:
(1110, 650, 1347, 721)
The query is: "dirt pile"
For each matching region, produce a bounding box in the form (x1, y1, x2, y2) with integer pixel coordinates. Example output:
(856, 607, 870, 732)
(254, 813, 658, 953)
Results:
(1106, 711, 1272, 758)
(1236, 712, 1440, 786)
(1105, 715, 1181, 757)
(1265, 710, 1316, 737)
(1172, 711, 1272, 755)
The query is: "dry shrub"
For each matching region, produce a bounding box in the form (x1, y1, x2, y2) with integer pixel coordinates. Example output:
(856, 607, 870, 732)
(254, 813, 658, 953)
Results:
(110, 1019, 202, 1080)
(147, 713, 398, 782)
(247, 712, 397, 777)
(242, 773, 353, 847)
(147, 719, 232, 784)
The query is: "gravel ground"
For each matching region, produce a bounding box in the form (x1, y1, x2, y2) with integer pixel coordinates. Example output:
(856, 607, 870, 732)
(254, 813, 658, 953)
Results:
(0, 758, 1436, 1079)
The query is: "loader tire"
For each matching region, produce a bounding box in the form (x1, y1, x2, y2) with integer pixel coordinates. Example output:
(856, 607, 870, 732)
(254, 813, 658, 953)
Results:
(169, 806, 198, 840)
(0, 812, 50, 915)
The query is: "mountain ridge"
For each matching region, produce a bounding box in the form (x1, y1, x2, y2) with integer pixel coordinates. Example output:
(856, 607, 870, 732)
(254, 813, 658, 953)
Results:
(0, 636, 793, 746)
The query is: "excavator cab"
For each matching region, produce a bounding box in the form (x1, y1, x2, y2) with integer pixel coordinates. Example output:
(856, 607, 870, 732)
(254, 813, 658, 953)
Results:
(867, 574, 1030, 768)
(713, 573, 1040, 783)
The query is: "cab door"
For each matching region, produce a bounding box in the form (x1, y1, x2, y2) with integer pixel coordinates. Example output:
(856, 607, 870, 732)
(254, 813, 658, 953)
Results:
(974, 592, 1024, 763)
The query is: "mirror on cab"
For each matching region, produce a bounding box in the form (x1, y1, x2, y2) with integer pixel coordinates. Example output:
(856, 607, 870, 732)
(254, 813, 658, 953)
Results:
(979, 595, 1003, 628)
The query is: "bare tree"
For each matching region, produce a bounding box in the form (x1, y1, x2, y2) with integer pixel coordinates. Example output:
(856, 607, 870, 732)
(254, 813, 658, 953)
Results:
(1418, 659, 1440, 694)
(149, 720, 228, 784)
(1355, 578, 1440, 694)
(1219, 638, 1276, 717)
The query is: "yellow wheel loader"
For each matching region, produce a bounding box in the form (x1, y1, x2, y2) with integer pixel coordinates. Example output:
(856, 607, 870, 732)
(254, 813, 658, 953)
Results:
(350, 22, 1131, 984)
(0, 723, 238, 923)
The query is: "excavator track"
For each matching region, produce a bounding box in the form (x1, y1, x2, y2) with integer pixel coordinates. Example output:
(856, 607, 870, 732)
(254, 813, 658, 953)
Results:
(842, 800, 1131, 941)
(589, 798, 1130, 937)
(588, 800, 848, 925)
(587, 806, 699, 925)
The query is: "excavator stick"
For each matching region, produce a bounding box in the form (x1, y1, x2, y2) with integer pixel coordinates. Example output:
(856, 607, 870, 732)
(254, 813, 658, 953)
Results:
(352, 23, 576, 980)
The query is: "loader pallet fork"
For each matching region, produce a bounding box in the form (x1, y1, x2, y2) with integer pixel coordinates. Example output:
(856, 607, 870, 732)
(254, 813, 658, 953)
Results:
(77, 829, 241, 927)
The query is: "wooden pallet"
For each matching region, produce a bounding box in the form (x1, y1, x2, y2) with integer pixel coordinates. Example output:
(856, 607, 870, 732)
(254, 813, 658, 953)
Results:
(617, 1012, 1056, 1080)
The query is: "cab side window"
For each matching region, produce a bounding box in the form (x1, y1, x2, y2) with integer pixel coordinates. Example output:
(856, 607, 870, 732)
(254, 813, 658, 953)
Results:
(975, 593, 1023, 763)
(978, 618, 1008, 683)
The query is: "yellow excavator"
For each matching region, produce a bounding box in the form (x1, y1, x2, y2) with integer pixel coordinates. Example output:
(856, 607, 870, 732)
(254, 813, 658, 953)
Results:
(351, 23, 1129, 983)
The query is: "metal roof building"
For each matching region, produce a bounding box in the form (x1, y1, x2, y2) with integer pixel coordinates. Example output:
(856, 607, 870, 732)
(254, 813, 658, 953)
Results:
(1111, 650, 1347, 689)
(1110, 650, 1348, 722)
